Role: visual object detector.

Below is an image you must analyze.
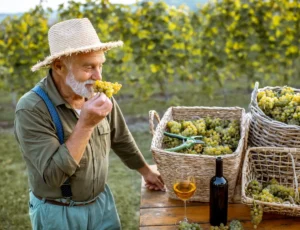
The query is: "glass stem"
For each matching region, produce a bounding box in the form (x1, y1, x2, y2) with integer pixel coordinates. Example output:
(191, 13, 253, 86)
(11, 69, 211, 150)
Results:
(183, 200, 188, 222)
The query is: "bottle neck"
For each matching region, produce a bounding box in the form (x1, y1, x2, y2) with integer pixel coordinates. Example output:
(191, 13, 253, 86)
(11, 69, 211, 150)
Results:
(216, 158, 223, 177)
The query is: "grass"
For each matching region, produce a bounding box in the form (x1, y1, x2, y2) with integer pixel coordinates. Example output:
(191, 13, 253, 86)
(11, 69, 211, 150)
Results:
(0, 131, 31, 230)
(0, 128, 153, 230)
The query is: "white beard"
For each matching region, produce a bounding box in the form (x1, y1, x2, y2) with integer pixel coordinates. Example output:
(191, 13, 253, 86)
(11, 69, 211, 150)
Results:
(66, 71, 95, 98)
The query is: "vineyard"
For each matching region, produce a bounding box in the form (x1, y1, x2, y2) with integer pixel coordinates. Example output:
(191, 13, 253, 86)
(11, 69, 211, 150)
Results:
(0, 0, 300, 99)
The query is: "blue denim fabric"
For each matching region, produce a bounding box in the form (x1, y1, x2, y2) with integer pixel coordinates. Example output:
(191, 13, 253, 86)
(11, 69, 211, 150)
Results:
(29, 184, 121, 230)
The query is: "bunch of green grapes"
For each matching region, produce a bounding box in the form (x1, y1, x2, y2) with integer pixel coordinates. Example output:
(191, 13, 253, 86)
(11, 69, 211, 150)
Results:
(210, 223, 229, 230)
(289, 105, 300, 125)
(255, 189, 283, 203)
(270, 107, 285, 122)
(204, 136, 220, 147)
(203, 145, 232, 155)
(178, 222, 203, 230)
(250, 201, 263, 229)
(280, 86, 295, 96)
(246, 180, 262, 197)
(229, 220, 244, 230)
(181, 121, 198, 136)
(221, 121, 240, 150)
(183, 148, 198, 154)
(258, 95, 277, 115)
(192, 119, 206, 135)
(163, 136, 181, 149)
(257, 86, 300, 125)
(266, 184, 295, 201)
(276, 94, 294, 107)
(263, 178, 278, 187)
(167, 121, 182, 134)
(163, 117, 240, 155)
(205, 117, 222, 129)
(193, 144, 203, 153)
(292, 93, 300, 103)
(93, 80, 122, 98)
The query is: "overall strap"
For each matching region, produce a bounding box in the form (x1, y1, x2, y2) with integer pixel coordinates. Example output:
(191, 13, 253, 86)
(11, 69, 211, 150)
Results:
(32, 85, 72, 198)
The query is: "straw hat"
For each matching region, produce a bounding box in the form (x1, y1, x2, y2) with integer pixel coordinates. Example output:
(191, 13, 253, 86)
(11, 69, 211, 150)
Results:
(31, 18, 123, 72)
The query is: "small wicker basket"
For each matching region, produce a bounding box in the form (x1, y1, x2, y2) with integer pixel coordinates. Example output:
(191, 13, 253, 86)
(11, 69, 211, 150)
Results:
(241, 147, 300, 216)
(149, 106, 249, 202)
(249, 82, 300, 147)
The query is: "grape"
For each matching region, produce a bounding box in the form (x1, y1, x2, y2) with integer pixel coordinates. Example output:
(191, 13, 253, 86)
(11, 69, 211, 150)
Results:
(193, 119, 206, 135)
(93, 80, 122, 98)
(181, 121, 198, 136)
(292, 93, 300, 104)
(246, 180, 262, 197)
(229, 220, 244, 230)
(193, 144, 203, 153)
(280, 86, 295, 96)
(163, 136, 181, 149)
(257, 87, 300, 125)
(266, 184, 295, 201)
(178, 221, 203, 230)
(250, 201, 263, 229)
(164, 118, 240, 155)
(257, 91, 266, 101)
(203, 145, 232, 155)
(258, 95, 277, 114)
(167, 121, 182, 134)
(255, 189, 282, 203)
(210, 223, 229, 230)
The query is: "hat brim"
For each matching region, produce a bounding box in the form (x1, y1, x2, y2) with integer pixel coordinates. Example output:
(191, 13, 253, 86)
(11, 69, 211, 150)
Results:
(31, 40, 123, 72)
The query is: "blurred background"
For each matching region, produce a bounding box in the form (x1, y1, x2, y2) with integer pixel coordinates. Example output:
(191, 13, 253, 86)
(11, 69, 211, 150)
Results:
(0, 0, 300, 229)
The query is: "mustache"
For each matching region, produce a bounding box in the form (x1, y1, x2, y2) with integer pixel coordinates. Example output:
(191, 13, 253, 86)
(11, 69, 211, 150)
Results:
(84, 80, 95, 85)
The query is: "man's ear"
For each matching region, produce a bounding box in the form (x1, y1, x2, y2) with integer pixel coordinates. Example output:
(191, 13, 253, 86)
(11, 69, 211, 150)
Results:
(52, 59, 68, 75)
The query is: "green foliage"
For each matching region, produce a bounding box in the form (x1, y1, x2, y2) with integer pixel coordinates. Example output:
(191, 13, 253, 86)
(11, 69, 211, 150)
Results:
(196, 0, 300, 91)
(0, 6, 50, 95)
(1, 0, 300, 98)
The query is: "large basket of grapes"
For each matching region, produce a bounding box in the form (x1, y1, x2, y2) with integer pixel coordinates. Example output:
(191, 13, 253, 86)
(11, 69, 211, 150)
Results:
(249, 82, 300, 147)
(242, 147, 300, 217)
(149, 106, 249, 202)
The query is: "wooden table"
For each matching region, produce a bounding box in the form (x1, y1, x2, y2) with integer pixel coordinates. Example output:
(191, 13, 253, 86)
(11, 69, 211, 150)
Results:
(139, 167, 300, 230)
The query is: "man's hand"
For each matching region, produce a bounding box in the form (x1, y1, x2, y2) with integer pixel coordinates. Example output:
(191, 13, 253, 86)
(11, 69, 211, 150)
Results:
(138, 164, 165, 191)
(79, 93, 113, 129)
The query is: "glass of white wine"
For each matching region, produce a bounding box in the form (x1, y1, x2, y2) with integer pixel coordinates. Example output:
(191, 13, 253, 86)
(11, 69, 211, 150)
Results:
(173, 166, 196, 224)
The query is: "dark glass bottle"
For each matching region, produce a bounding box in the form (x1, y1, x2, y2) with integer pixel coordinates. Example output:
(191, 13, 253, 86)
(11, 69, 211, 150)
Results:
(209, 157, 228, 226)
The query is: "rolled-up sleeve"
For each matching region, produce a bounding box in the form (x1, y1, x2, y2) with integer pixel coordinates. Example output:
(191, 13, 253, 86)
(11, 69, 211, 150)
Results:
(109, 97, 146, 170)
(14, 109, 79, 187)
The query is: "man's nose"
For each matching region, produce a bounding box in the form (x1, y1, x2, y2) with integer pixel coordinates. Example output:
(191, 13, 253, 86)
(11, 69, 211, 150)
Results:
(92, 67, 102, 81)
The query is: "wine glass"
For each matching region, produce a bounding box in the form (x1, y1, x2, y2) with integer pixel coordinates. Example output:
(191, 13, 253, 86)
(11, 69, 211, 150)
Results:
(173, 166, 196, 224)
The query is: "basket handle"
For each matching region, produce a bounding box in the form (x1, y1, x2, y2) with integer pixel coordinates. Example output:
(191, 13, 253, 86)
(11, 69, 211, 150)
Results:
(287, 151, 299, 202)
(250, 81, 259, 108)
(149, 110, 161, 136)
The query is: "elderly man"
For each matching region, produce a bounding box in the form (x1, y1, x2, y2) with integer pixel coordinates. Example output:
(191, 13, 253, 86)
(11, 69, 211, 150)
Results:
(14, 18, 164, 230)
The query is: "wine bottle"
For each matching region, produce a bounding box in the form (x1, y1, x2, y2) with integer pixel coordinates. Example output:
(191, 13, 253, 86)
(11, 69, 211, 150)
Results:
(209, 157, 228, 226)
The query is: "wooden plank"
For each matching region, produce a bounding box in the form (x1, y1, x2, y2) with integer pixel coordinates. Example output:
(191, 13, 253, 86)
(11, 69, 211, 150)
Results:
(140, 219, 300, 230)
(140, 205, 296, 227)
(140, 185, 205, 208)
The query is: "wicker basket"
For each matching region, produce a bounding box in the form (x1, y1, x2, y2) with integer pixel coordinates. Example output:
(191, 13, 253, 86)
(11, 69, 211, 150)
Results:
(149, 106, 249, 202)
(249, 82, 300, 147)
(242, 147, 300, 216)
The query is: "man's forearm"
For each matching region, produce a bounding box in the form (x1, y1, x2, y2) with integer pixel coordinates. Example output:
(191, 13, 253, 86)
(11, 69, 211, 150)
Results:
(65, 121, 94, 164)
